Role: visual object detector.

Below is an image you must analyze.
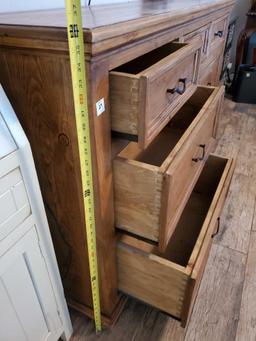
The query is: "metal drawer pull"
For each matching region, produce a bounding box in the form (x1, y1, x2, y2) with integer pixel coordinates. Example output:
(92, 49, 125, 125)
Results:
(192, 144, 206, 162)
(212, 217, 220, 238)
(214, 30, 223, 38)
(167, 78, 187, 95)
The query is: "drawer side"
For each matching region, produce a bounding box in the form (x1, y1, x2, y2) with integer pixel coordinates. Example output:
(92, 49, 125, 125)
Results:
(117, 241, 189, 318)
(114, 159, 162, 241)
(110, 72, 140, 135)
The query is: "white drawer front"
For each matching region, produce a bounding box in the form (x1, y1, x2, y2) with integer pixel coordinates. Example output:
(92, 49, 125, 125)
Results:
(0, 113, 16, 160)
(0, 168, 31, 240)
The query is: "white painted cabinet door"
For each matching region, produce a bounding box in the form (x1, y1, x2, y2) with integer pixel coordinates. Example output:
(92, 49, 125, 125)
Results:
(0, 227, 62, 341)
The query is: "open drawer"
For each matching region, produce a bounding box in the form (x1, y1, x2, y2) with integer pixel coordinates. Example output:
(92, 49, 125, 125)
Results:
(117, 154, 235, 327)
(110, 39, 201, 148)
(114, 86, 224, 251)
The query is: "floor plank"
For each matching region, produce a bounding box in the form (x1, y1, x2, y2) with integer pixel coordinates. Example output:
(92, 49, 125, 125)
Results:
(214, 172, 255, 254)
(70, 300, 149, 341)
(184, 244, 246, 341)
(214, 100, 247, 160)
(132, 308, 185, 341)
(213, 100, 256, 253)
(252, 201, 256, 232)
(234, 113, 256, 179)
(247, 105, 256, 117)
(236, 231, 256, 341)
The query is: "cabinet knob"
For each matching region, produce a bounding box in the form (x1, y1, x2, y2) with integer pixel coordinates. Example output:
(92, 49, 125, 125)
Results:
(192, 144, 206, 162)
(214, 30, 223, 38)
(212, 217, 220, 238)
(167, 78, 187, 95)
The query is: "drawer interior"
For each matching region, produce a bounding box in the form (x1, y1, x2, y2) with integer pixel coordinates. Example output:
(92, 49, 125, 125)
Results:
(119, 86, 215, 168)
(157, 155, 228, 266)
(121, 154, 229, 269)
(113, 42, 186, 74)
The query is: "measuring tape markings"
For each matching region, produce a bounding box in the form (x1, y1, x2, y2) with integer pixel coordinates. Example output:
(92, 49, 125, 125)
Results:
(65, 0, 102, 332)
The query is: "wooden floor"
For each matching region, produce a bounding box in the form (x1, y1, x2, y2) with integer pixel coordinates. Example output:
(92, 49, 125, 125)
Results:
(69, 99, 256, 341)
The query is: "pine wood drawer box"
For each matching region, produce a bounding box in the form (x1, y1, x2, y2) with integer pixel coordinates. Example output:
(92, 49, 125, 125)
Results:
(110, 40, 201, 148)
(114, 86, 224, 251)
(117, 154, 235, 327)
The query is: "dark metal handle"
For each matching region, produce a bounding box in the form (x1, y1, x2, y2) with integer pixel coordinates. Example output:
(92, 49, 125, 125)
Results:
(212, 217, 220, 238)
(167, 78, 187, 95)
(214, 30, 223, 38)
(192, 144, 206, 162)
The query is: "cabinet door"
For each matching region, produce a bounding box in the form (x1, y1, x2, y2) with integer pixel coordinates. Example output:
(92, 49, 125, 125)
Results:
(0, 227, 62, 341)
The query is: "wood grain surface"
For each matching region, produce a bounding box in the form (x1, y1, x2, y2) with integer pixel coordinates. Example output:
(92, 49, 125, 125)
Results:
(0, 47, 121, 319)
(0, 0, 234, 56)
(214, 101, 256, 254)
(0, 0, 234, 30)
(215, 173, 255, 254)
(185, 243, 246, 341)
(69, 100, 256, 340)
(110, 41, 201, 146)
(0, 0, 234, 324)
(236, 231, 256, 341)
(113, 87, 223, 249)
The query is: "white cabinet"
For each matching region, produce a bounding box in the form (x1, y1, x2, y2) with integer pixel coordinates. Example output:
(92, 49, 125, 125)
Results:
(0, 85, 72, 341)
(0, 167, 31, 241)
(0, 221, 62, 341)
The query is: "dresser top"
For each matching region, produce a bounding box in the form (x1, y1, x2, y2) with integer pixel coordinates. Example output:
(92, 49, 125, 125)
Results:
(0, 0, 234, 55)
(0, 0, 234, 30)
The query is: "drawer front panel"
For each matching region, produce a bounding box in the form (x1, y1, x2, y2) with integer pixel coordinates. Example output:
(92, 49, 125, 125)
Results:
(0, 114, 16, 160)
(160, 88, 224, 250)
(183, 25, 210, 62)
(0, 168, 31, 241)
(210, 16, 228, 48)
(198, 58, 220, 86)
(146, 50, 199, 142)
(199, 42, 224, 87)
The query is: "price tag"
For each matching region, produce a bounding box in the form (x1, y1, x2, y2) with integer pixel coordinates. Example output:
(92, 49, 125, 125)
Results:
(96, 98, 105, 116)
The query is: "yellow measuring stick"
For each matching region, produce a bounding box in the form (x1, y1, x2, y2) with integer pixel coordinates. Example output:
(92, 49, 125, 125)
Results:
(65, 0, 102, 332)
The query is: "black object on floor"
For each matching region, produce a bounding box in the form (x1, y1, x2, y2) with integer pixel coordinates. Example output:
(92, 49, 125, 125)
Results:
(233, 65, 256, 104)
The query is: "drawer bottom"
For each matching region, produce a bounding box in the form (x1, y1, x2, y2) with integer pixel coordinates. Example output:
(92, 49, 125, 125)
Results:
(117, 154, 235, 326)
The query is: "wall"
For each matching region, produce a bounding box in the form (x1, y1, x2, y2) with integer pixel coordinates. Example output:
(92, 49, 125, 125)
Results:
(230, 0, 252, 68)
(0, 0, 133, 12)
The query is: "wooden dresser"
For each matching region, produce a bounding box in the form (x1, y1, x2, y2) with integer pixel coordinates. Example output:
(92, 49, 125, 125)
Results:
(0, 0, 235, 327)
